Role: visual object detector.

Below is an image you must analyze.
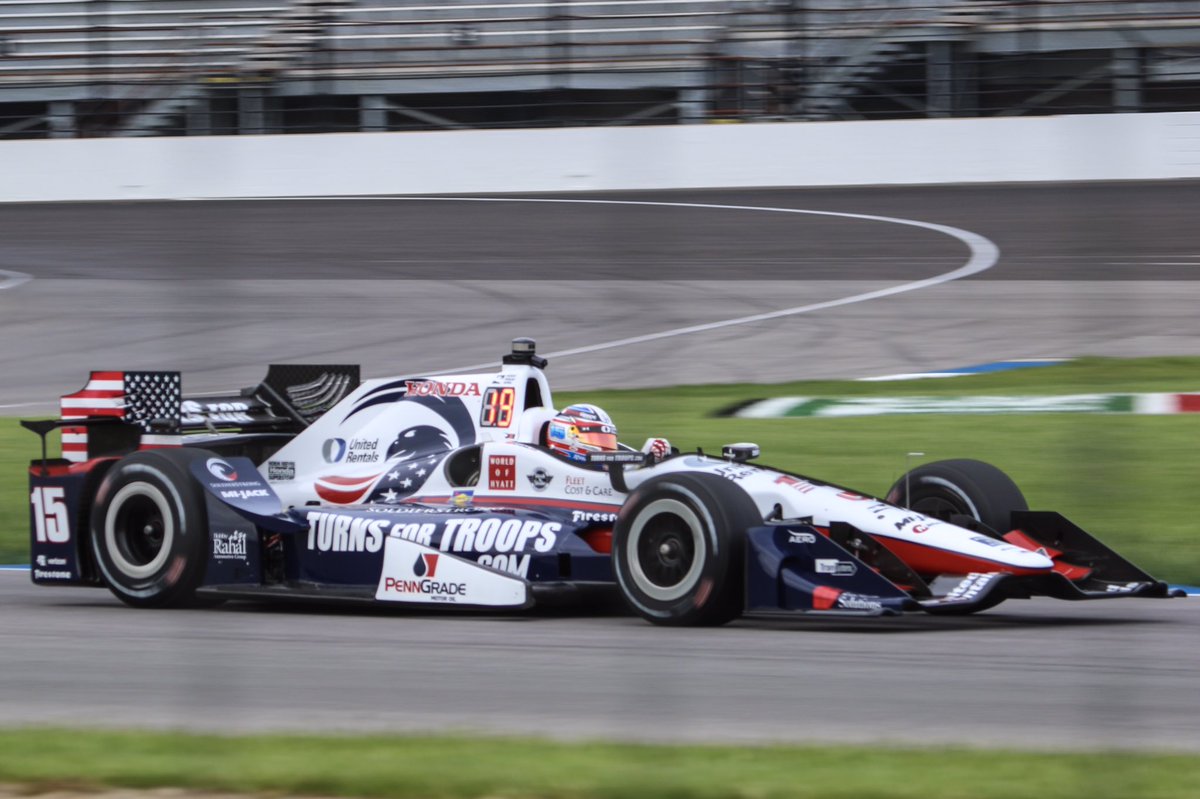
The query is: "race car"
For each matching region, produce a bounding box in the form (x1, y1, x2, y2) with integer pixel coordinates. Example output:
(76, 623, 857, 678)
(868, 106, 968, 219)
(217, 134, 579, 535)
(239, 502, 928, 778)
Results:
(23, 338, 1179, 625)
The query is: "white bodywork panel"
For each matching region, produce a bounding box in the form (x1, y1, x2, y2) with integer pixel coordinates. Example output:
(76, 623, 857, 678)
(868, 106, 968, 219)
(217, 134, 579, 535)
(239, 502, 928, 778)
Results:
(258, 359, 1051, 574)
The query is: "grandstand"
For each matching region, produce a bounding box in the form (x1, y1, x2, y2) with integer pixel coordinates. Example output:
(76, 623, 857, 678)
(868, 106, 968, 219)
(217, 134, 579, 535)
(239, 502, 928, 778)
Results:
(0, 0, 1198, 137)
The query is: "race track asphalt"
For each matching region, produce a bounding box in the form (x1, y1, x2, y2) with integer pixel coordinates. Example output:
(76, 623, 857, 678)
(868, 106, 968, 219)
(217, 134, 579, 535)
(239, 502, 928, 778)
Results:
(2, 571, 1196, 750)
(3, 181, 1200, 408)
(1, 181, 1198, 748)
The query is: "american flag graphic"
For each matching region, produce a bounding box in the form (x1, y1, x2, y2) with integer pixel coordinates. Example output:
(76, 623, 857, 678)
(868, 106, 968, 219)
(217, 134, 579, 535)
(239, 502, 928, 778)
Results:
(60, 371, 182, 462)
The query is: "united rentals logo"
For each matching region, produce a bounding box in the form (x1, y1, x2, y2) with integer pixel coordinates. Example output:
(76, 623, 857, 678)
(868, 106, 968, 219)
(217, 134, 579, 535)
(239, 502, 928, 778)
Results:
(322, 438, 347, 463)
(323, 437, 379, 464)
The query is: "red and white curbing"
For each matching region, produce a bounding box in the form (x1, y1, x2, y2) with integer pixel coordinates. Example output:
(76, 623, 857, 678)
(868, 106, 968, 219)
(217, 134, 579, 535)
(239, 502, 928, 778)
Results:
(1133, 394, 1200, 414)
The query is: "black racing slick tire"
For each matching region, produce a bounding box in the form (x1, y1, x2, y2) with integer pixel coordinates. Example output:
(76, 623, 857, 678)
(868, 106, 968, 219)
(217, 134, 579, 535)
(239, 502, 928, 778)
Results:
(885, 459, 1028, 535)
(613, 473, 763, 627)
(89, 448, 211, 608)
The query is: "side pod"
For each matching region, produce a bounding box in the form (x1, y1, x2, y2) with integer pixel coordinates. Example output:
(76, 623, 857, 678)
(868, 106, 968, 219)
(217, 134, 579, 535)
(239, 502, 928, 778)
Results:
(743, 524, 915, 616)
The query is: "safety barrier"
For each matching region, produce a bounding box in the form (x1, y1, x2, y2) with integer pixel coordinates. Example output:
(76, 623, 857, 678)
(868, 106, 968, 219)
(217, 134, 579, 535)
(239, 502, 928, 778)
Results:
(1, 109, 1197, 202)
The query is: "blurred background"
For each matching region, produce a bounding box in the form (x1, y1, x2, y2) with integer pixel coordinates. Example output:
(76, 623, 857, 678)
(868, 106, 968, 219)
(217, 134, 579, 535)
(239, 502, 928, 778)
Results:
(0, 0, 1197, 137)
(1, 0, 1199, 782)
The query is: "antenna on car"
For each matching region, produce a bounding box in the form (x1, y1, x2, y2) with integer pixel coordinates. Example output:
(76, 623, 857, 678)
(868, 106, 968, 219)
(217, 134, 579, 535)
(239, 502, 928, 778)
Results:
(904, 451, 925, 506)
(503, 337, 548, 369)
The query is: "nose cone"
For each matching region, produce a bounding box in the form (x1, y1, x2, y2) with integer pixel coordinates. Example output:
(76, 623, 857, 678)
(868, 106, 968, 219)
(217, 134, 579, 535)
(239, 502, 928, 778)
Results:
(884, 535, 1056, 577)
(1000, 546, 1055, 572)
(952, 525, 1055, 572)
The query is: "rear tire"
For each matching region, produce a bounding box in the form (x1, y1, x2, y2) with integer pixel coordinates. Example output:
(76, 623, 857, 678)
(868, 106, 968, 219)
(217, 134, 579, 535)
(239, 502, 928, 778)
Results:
(613, 473, 762, 626)
(886, 459, 1028, 535)
(90, 448, 211, 608)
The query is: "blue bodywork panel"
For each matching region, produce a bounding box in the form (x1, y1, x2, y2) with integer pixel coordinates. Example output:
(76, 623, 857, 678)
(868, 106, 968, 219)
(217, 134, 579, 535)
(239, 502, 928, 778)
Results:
(745, 524, 915, 615)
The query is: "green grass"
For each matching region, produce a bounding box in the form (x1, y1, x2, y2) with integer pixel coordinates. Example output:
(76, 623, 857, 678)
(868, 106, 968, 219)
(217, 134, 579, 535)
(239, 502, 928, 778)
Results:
(0, 416, 32, 563)
(0, 729, 1197, 799)
(556, 356, 1200, 584)
(4, 356, 1200, 581)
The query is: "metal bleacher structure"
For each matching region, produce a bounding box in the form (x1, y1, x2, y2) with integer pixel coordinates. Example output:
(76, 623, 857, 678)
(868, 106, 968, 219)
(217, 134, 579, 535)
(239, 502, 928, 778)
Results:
(0, 0, 1198, 138)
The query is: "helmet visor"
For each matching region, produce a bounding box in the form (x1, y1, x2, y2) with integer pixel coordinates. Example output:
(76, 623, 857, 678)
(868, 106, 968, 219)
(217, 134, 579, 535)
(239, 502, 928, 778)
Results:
(574, 422, 617, 451)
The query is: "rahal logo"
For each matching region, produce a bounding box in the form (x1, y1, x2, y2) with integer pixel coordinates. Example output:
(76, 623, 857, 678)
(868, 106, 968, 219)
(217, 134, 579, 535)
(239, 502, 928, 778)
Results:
(322, 438, 348, 463)
(526, 468, 553, 491)
(206, 458, 238, 482)
(213, 530, 248, 561)
(413, 552, 439, 577)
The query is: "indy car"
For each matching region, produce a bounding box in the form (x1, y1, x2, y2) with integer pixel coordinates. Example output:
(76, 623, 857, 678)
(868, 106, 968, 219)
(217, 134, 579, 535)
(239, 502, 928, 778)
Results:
(24, 338, 1179, 625)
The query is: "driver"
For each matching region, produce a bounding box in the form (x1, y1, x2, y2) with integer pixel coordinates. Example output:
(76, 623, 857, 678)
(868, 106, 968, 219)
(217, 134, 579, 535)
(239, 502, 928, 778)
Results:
(546, 403, 671, 464)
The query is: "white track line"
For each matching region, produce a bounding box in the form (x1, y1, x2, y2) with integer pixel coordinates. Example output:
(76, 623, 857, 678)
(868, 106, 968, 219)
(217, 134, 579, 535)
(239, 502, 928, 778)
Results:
(320, 196, 1001, 371)
(0, 269, 32, 291)
(0, 195, 1001, 406)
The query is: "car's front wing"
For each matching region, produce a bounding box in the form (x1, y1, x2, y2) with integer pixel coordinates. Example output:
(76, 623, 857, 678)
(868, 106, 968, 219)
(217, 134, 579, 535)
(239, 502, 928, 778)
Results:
(743, 516, 1180, 618)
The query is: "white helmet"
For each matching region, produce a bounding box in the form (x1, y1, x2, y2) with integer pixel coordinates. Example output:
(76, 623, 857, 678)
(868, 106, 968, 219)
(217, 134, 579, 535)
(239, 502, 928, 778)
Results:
(546, 403, 618, 462)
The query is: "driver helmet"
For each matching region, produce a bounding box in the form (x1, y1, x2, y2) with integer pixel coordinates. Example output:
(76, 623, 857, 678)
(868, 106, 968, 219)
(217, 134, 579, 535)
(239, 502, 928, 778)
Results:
(547, 403, 618, 462)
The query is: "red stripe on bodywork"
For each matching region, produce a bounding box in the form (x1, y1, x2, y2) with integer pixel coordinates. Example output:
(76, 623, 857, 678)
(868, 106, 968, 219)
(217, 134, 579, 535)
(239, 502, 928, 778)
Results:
(315, 484, 374, 505)
(29, 457, 117, 477)
(317, 474, 381, 487)
(89, 371, 124, 381)
(579, 528, 612, 554)
(60, 408, 125, 418)
(1003, 531, 1091, 581)
(813, 585, 842, 610)
(880, 538, 1050, 577)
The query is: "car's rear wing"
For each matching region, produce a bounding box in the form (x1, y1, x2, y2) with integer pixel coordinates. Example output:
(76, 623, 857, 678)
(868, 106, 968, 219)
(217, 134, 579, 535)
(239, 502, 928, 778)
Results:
(30, 364, 360, 463)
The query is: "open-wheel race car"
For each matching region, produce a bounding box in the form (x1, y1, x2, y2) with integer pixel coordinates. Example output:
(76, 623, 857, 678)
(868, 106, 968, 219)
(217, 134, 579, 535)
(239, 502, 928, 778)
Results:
(24, 338, 1179, 625)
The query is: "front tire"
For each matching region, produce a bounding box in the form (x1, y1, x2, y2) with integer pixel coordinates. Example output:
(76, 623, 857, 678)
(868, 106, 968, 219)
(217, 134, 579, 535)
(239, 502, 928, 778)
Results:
(90, 448, 211, 608)
(886, 458, 1028, 535)
(613, 473, 763, 626)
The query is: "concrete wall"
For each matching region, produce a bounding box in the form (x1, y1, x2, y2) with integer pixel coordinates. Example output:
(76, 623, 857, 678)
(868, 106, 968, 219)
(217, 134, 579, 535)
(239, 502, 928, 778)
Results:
(3, 111, 1199, 202)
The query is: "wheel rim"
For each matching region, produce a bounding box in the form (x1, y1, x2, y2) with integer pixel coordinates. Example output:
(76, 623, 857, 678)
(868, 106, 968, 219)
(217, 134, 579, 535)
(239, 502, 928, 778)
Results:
(106, 483, 174, 579)
(906, 476, 981, 522)
(626, 498, 705, 602)
(909, 493, 966, 521)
